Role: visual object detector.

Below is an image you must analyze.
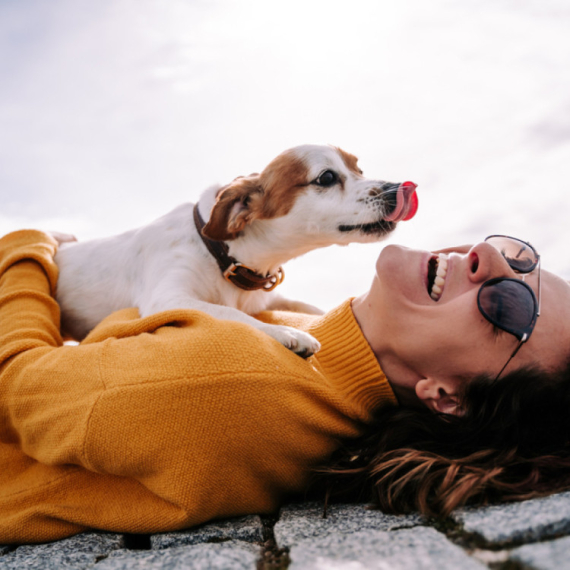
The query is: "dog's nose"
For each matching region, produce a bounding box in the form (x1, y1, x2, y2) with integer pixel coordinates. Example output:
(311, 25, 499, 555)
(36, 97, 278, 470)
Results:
(383, 181, 418, 222)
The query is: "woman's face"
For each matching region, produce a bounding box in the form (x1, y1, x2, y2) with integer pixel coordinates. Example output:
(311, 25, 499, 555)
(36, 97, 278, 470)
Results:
(352, 240, 570, 414)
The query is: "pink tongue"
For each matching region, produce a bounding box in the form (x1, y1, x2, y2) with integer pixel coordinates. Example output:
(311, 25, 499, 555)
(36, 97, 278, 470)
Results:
(384, 181, 418, 222)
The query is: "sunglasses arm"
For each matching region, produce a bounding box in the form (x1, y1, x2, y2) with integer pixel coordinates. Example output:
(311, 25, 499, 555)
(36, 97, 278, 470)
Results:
(494, 337, 526, 383)
(537, 258, 541, 317)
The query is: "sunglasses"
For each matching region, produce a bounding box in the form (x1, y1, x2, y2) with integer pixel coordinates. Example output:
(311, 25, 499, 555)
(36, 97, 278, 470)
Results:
(477, 235, 541, 381)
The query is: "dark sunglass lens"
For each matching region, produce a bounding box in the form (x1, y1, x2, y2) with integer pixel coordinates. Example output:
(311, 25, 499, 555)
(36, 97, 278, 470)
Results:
(479, 280, 536, 336)
(486, 236, 537, 273)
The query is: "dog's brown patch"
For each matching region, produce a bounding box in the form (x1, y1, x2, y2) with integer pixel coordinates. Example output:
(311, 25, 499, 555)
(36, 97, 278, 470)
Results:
(258, 150, 309, 218)
(202, 150, 309, 241)
(336, 147, 363, 176)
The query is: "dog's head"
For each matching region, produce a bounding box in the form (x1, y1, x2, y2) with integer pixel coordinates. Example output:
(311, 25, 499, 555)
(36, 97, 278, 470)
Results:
(202, 145, 418, 244)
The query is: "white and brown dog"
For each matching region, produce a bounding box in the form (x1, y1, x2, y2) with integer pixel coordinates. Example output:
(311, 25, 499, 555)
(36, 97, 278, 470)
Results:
(55, 144, 418, 356)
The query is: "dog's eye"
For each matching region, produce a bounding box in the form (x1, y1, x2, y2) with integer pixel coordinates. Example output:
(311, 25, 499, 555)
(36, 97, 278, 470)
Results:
(314, 170, 339, 187)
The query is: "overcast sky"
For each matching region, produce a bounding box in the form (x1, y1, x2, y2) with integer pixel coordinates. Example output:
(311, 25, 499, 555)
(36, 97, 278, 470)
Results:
(1, 0, 569, 309)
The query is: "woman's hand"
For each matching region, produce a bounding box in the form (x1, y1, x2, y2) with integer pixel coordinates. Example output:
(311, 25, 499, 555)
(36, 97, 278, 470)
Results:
(48, 231, 77, 246)
(433, 244, 472, 255)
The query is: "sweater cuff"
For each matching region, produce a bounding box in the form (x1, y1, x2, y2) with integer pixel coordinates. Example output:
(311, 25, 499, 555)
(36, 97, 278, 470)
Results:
(0, 230, 59, 295)
(308, 299, 398, 414)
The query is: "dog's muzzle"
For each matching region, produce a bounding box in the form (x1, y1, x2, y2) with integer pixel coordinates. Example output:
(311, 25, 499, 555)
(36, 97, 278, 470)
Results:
(337, 180, 418, 235)
(382, 181, 418, 222)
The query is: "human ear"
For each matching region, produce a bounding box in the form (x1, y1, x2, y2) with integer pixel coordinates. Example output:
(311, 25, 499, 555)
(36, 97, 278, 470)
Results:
(415, 377, 463, 416)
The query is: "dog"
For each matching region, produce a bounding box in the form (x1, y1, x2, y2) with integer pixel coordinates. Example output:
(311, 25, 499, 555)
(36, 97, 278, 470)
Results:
(55, 144, 418, 356)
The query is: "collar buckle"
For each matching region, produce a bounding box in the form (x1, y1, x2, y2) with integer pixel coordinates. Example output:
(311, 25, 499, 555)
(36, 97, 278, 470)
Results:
(194, 203, 285, 292)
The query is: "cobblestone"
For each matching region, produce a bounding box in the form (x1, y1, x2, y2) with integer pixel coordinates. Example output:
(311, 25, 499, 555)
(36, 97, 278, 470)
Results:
(275, 501, 423, 546)
(94, 542, 258, 570)
(3, 492, 570, 568)
(509, 535, 570, 570)
(452, 490, 570, 544)
(150, 515, 263, 549)
(0, 533, 122, 569)
(287, 527, 486, 570)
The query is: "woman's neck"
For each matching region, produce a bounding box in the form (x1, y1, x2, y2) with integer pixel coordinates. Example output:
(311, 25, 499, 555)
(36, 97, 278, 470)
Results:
(351, 293, 423, 409)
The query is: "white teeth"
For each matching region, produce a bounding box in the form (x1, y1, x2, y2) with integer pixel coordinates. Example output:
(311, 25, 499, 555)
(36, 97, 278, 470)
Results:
(430, 253, 448, 301)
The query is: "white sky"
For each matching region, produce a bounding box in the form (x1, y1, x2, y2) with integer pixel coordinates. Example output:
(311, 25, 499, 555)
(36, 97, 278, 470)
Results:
(1, 0, 570, 309)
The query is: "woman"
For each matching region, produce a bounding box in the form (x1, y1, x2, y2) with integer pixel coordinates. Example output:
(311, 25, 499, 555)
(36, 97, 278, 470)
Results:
(323, 238, 570, 516)
(0, 230, 568, 544)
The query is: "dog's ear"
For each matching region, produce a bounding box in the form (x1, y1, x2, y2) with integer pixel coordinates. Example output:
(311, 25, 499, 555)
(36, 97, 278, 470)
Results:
(202, 175, 264, 241)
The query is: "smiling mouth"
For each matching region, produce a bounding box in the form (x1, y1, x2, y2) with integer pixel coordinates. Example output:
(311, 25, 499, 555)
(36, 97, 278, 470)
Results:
(338, 220, 396, 235)
(427, 253, 449, 301)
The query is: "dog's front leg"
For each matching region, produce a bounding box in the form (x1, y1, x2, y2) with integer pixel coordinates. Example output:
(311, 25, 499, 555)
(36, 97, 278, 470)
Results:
(140, 296, 321, 358)
(265, 294, 325, 315)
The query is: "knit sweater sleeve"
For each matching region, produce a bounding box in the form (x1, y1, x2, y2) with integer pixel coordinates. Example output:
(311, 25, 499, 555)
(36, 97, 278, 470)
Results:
(0, 230, 105, 465)
(0, 231, 397, 473)
(0, 230, 398, 542)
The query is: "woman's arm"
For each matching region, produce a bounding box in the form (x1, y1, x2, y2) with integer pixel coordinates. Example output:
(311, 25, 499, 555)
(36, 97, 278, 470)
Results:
(0, 231, 105, 465)
(0, 230, 61, 357)
(0, 231, 395, 541)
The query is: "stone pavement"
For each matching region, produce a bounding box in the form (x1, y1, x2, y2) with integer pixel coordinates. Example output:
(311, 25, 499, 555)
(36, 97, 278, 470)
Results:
(2, 492, 570, 569)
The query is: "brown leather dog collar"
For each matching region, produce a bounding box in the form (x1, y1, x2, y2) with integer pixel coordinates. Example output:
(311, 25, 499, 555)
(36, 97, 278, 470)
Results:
(193, 203, 284, 292)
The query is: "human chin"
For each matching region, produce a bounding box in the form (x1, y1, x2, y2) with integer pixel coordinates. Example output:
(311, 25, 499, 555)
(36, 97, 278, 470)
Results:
(376, 245, 431, 305)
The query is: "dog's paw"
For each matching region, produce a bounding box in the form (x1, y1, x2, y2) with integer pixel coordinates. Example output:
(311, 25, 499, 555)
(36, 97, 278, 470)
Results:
(263, 325, 321, 358)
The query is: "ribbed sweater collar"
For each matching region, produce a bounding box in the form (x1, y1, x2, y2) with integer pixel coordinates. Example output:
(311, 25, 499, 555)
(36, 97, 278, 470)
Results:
(308, 299, 398, 413)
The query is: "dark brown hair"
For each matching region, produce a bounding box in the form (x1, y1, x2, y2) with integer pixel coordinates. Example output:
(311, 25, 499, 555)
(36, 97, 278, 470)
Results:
(318, 360, 570, 517)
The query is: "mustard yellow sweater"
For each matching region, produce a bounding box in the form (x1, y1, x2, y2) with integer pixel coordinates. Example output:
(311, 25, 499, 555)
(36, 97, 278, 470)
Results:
(0, 230, 397, 544)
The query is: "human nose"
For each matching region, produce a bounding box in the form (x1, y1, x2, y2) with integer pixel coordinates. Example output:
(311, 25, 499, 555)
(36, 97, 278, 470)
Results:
(465, 242, 517, 284)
